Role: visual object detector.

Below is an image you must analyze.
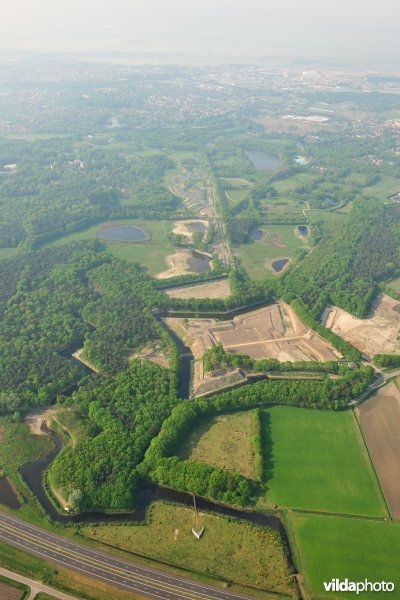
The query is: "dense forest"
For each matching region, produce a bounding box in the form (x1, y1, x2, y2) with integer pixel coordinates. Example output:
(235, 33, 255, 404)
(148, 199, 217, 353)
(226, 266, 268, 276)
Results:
(49, 361, 179, 510)
(281, 199, 400, 319)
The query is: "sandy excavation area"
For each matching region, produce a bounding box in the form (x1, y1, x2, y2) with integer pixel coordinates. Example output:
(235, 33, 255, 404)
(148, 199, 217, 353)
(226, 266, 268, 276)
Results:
(323, 294, 400, 358)
(156, 249, 210, 279)
(164, 278, 231, 300)
(167, 302, 339, 362)
(173, 219, 209, 241)
(356, 382, 400, 519)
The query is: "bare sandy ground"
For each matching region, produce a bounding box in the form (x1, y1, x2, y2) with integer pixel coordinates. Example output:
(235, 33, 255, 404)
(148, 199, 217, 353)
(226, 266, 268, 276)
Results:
(164, 279, 231, 300)
(324, 294, 400, 358)
(167, 302, 338, 362)
(156, 249, 210, 279)
(173, 219, 209, 241)
(356, 381, 400, 519)
(25, 407, 55, 435)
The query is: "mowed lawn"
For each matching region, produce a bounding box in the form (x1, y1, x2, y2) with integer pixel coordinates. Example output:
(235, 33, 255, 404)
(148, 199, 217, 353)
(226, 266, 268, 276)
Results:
(291, 513, 400, 599)
(261, 407, 387, 517)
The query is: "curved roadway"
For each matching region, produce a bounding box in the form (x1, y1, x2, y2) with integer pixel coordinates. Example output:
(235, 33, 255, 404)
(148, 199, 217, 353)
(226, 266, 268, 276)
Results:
(0, 512, 257, 600)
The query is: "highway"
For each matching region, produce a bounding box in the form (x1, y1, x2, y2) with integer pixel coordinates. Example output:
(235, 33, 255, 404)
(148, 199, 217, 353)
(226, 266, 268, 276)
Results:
(0, 512, 258, 600)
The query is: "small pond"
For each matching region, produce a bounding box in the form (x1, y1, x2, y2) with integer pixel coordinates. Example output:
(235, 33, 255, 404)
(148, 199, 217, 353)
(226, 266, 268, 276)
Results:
(98, 225, 148, 242)
(245, 149, 280, 170)
(186, 222, 206, 234)
(297, 225, 308, 236)
(187, 251, 211, 274)
(250, 229, 263, 241)
(272, 258, 290, 273)
(0, 476, 21, 510)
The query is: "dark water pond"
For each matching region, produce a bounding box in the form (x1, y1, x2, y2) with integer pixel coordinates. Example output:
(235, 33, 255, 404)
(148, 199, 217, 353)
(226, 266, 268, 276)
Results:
(323, 197, 338, 207)
(297, 225, 308, 236)
(186, 222, 206, 234)
(98, 225, 148, 242)
(272, 258, 290, 273)
(0, 477, 21, 510)
(250, 229, 263, 241)
(187, 251, 211, 274)
(245, 149, 280, 170)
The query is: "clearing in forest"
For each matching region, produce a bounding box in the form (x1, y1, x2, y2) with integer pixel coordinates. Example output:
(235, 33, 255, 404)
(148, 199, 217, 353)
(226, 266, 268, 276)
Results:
(261, 406, 387, 517)
(167, 302, 338, 362)
(323, 294, 400, 358)
(164, 278, 231, 299)
(356, 381, 400, 519)
(178, 410, 256, 478)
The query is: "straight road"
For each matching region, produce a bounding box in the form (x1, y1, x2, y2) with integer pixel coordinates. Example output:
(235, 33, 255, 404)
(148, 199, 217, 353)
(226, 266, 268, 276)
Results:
(0, 566, 79, 600)
(0, 512, 259, 600)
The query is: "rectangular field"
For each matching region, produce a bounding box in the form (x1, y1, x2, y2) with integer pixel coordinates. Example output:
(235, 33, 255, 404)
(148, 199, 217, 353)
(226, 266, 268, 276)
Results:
(261, 406, 387, 517)
(324, 294, 400, 358)
(291, 512, 400, 600)
(164, 278, 231, 300)
(178, 411, 256, 478)
(356, 381, 400, 519)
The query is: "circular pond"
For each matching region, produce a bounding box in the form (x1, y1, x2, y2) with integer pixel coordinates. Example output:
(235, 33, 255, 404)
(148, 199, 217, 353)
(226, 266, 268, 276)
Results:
(98, 225, 148, 242)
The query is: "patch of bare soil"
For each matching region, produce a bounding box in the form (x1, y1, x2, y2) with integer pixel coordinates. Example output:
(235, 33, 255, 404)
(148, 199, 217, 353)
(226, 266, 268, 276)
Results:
(356, 382, 400, 519)
(173, 219, 208, 241)
(168, 301, 338, 363)
(25, 407, 55, 436)
(164, 279, 231, 300)
(324, 294, 400, 358)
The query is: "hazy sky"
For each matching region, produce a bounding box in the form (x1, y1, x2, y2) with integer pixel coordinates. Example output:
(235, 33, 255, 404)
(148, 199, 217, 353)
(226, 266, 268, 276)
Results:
(1, 0, 399, 64)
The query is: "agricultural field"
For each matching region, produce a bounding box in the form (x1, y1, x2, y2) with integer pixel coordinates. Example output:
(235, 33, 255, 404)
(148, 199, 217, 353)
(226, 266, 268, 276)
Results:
(356, 381, 400, 519)
(47, 219, 176, 276)
(324, 294, 400, 358)
(81, 501, 294, 596)
(234, 224, 310, 280)
(290, 512, 400, 600)
(164, 278, 231, 300)
(178, 411, 256, 478)
(261, 406, 387, 517)
(168, 302, 338, 362)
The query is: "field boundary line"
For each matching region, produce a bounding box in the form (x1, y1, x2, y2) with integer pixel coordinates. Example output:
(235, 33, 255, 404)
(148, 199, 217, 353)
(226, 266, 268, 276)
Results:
(290, 508, 387, 522)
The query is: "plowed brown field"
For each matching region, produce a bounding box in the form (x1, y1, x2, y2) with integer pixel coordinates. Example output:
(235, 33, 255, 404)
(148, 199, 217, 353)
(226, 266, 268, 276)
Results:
(356, 381, 400, 519)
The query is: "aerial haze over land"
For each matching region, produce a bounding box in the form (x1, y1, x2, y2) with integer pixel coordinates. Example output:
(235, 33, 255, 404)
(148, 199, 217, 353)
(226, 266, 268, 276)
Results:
(0, 3, 399, 600)
(1, 0, 400, 64)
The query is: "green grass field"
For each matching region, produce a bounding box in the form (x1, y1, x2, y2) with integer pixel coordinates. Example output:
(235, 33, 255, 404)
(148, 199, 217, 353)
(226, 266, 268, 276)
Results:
(178, 411, 256, 478)
(0, 247, 17, 260)
(47, 219, 175, 276)
(273, 173, 316, 194)
(363, 175, 400, 198)
(260, 407, 387, 517)
(290, 513, 400, 599)
(235, 224, 309, 280)
(81, 501, 293, 596)
(388, 277, 400, 293)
